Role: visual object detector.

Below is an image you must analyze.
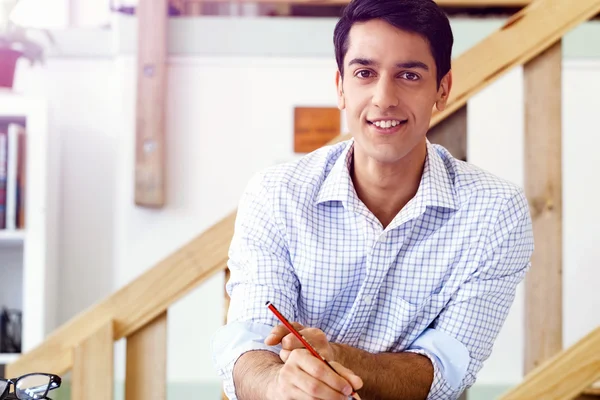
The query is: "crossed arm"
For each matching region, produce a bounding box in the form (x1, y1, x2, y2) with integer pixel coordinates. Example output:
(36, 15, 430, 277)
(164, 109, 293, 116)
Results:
(233, 327, 434, 400)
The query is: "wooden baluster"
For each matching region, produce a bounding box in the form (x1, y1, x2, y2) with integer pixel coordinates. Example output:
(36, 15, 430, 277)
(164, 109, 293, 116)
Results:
(72, 321, 114, 400)
(126, 312, 168, 400)
(523, 37, 600, 399)
(524, 40, 563, 375)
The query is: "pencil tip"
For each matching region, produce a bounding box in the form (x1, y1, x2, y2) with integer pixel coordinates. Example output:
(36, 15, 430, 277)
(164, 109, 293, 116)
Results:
(265, 301, 271, 306)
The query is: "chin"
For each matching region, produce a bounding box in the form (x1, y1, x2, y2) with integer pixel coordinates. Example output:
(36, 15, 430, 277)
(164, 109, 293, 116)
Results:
(368, 131, 425, 160)
(361, 143, 408, 164)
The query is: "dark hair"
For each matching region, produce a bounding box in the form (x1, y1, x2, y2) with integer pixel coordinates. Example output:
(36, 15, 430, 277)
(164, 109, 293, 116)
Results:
(333, 0, 453, 86)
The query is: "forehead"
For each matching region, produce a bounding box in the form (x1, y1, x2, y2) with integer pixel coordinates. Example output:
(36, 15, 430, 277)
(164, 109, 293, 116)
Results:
(345, 19, 434, 66)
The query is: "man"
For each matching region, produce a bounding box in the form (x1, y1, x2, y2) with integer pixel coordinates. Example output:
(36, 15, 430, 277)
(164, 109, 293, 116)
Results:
(212, 0, 534, 399)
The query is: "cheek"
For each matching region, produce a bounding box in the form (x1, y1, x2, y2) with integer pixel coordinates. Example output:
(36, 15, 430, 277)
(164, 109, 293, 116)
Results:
(407, 91, 437, 120)
(344, 90, 368, 119)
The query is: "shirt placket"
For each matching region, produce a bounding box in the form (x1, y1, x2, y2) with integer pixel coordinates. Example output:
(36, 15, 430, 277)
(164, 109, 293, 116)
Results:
(336, 221, 405, 346)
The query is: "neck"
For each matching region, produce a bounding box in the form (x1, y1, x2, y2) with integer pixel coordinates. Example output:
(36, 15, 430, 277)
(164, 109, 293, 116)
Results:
(351, 140, 427, 228)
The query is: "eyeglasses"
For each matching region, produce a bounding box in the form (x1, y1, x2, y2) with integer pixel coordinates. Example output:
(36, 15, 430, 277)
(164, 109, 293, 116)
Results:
(0, 373, 61, 400)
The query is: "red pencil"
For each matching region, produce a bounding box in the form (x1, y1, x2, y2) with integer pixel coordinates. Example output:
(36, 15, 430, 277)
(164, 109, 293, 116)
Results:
(265, 301, 358, 399)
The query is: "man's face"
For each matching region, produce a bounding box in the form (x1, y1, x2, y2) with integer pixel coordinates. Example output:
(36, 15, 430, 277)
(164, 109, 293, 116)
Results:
(336, 19, 452, 165)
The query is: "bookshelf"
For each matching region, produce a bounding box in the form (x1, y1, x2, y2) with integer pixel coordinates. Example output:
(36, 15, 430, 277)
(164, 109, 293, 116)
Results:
(0, 230, 26, 246)
(0, 90, 58, 369)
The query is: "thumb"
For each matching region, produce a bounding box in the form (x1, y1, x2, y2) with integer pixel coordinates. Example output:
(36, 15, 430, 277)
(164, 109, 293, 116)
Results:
(329, 361, 363, 393)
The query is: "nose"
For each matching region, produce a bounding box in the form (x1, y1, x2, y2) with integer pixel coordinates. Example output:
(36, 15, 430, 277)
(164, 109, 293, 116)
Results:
(372, 77, 398, 110)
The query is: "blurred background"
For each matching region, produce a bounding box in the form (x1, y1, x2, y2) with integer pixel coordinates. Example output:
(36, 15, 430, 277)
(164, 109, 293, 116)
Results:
(0, 0, 599, 399)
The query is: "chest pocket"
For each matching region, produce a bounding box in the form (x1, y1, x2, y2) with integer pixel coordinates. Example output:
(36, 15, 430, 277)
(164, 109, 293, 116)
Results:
(383, 260, 444, 308)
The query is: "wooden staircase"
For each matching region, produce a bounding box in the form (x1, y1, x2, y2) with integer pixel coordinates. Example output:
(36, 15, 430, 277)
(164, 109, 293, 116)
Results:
(6, 0, 600, 398)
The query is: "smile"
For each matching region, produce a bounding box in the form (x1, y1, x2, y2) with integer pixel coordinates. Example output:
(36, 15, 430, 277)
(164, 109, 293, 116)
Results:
(369, 119, 406, 128)
(367, 118, 408, 133)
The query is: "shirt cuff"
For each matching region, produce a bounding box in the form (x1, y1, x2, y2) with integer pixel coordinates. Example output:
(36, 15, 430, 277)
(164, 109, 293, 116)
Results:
(211, 320, 281, 400)
(405, 328, 470, 400)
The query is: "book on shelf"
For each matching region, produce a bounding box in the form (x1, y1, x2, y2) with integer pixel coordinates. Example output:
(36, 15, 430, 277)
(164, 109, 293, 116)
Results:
(0, 122, 26, 231)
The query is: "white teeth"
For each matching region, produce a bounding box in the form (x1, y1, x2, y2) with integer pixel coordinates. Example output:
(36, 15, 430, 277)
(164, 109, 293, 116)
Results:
(372, 120, 402, 128)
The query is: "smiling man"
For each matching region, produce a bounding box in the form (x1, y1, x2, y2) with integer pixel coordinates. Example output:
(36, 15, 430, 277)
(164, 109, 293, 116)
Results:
(211, 0, 534, 399)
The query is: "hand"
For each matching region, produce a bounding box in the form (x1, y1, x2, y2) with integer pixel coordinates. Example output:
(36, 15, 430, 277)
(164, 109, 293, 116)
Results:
(267, 348, 363, 400)
(265, 323, 335, 363)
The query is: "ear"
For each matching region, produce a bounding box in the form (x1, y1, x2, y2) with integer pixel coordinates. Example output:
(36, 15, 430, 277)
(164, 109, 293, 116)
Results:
(435, 70, 452, 112)
(336, 70, 346, 110)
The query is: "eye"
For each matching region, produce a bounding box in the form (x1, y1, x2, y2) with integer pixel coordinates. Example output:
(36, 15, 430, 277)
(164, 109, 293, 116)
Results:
(400, 72, 420, 81)
(354, 69, 374, 79)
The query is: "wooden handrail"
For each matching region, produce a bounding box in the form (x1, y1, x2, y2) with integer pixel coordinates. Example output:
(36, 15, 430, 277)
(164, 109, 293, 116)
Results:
(429, 0, 600, 128)
(7, 0, 600, 395)
(499, 327, 600, 399)
(6, 212, 236, 377)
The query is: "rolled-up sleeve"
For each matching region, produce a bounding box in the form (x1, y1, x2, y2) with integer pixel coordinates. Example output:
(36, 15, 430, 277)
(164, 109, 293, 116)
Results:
(211, 172, 300, 399)
(408, 191, 534, 399)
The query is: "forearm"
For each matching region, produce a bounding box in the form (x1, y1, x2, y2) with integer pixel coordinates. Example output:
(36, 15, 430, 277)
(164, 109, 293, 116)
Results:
(332, 343, 433, 400)
(233, 350, 283, 400)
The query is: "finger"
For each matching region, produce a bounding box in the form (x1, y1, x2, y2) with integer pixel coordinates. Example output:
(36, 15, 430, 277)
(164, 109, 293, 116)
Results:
(281, 332, 305, 350)
(282, 328, 328, 351)
(280, 349, 291, 363)
(287, 386, 330, 400)
(265, 322, 305, 345)
(290, 360, 348, 400)
(329, 361, 364, 393)
(292, 350, 354, 398)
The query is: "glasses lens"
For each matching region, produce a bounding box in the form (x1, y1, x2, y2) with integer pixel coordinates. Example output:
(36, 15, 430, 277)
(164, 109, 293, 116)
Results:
(0, 380, 8, 394)
(15, 375, 50, 399)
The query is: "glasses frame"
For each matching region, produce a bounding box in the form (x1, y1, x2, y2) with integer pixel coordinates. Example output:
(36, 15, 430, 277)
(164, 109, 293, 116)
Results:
(0, 373, 61, 400)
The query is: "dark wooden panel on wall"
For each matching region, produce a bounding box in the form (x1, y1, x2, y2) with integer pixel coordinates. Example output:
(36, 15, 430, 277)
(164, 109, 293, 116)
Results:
(427, 105, 467, 161)
(294, 107, 341, 153)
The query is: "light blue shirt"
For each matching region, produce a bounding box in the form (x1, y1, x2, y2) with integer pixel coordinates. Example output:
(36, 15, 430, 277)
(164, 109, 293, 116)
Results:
(211, 139, 534, 400)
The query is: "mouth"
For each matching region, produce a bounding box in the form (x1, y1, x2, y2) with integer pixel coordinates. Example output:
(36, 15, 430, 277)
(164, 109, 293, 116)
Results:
(367, 118, 408, 134)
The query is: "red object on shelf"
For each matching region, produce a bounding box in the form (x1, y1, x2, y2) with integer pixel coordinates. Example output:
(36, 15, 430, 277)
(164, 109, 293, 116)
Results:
(0, 48, 23, 89)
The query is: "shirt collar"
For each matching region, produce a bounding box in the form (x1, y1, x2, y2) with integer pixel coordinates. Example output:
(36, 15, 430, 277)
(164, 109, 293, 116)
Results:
(419, 140, 458, 210)
(315, 139, 358, 208)
(315, 139, 458, 211)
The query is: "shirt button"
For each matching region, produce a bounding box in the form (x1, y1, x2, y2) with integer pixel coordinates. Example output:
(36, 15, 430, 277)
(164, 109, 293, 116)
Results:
(364, 295, 373, 305)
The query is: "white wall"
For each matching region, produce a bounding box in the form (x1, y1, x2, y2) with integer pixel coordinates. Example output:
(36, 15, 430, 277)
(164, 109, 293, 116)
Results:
(13, 53, 600, 389)
(14, 58, 119, 326)
(111, 56, 342, 383)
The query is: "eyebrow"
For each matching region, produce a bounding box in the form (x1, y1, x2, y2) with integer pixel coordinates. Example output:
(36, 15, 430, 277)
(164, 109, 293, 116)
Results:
(347, 58, 429, 71)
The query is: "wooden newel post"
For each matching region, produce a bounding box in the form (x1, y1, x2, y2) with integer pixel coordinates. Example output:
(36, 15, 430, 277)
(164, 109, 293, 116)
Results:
(126, 312, 168, 400)
(72, 321, 114, 400)
(524, 40, 563, 374)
